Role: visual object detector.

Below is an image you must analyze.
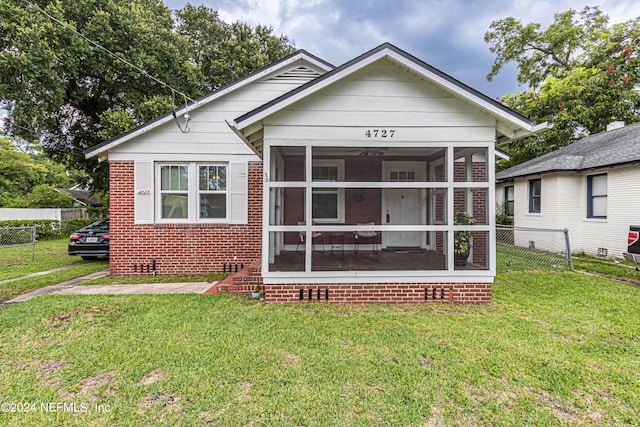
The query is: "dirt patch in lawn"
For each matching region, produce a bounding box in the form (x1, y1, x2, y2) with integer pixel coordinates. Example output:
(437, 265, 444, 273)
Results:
(43, 305, 116, 327)
(139, 392, 184, 416)
(137, 370, 167, 386)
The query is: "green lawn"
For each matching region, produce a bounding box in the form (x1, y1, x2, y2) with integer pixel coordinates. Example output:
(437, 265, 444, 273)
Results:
(0, 238, 88, 281)
(0, 271, 638, 426)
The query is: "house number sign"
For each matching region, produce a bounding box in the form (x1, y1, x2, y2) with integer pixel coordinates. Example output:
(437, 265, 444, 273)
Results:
(365, 129, 395, 138)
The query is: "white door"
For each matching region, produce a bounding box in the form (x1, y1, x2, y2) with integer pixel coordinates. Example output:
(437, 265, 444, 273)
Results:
(382, 161, 426, 249)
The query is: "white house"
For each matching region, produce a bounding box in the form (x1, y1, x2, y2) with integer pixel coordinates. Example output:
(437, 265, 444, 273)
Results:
(87, 43, 546, 303)
(496, 121, 640, 259)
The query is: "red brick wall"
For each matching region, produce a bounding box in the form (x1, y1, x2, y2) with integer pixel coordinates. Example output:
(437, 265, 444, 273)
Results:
(264, 283, 492, 304)
(108, 161, 263, 276)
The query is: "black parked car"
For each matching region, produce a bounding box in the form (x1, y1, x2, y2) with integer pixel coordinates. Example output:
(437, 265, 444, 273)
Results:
(68, 219, 110, 260)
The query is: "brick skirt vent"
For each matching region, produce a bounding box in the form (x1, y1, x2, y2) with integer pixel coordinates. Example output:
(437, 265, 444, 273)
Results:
(299, 288, 329, 301)
(425, 287, 453, 302)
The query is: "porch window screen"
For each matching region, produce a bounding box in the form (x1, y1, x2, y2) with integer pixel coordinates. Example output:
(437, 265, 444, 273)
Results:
(529, 179, 541, 213)
(160, 165, 188, 219)
(587, 174, 607, 218)
(199, 165, 227, 219)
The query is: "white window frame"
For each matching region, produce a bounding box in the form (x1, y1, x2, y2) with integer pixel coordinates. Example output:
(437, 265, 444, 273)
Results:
(198, 164, 228, 221)
(587, 173, 607, 219)
(311, 159, 345, 223)
(156, 162, 230, 223)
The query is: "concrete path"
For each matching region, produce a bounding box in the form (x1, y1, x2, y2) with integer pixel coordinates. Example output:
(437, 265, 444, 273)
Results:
(51, 282, 213, 295)
(1, 268, 215, 308)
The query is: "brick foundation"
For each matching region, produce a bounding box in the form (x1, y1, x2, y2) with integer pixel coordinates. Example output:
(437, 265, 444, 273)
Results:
(263, 283, 491, 304)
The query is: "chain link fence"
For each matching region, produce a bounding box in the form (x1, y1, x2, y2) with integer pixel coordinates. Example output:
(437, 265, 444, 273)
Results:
(0, 226, 37, 265)
(496, 225, 573, 272)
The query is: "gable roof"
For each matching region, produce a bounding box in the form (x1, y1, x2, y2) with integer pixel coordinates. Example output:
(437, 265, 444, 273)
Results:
(496, 122, 640, 182)
(232, 43, 549, 155)
(85, 50, 334, 160)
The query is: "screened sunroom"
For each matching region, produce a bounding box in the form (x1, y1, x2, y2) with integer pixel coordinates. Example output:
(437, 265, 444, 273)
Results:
(262, 143, 493, 282)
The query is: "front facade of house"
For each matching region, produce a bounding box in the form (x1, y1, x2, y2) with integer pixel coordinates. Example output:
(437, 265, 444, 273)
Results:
(88, 44, 544, 303)
(496, 122, 640, 259)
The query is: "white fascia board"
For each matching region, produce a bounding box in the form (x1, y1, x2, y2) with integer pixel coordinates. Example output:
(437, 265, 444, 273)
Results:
(86, 52, 332, 160)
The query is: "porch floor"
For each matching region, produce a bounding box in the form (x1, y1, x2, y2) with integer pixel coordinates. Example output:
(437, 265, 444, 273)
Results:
(269, 249, 484, 272)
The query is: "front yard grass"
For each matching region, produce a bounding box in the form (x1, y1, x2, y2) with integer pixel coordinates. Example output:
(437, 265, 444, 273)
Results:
(0, 238, 86, 281)
(0, 262, 109, 303)
(0, 271, 637, 426)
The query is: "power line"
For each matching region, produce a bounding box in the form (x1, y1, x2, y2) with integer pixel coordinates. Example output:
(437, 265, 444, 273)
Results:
(20, 0, 195, 103)
(20, 0, 194, 133)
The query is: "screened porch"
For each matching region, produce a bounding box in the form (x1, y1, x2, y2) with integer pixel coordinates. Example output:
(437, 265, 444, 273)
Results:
(264, 144, 493, 278)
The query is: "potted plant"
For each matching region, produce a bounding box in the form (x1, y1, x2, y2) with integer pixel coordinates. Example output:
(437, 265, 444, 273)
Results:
(259, 289, 265, 302)
(251, 284, 261, 299)
(454, 211, 475, 266)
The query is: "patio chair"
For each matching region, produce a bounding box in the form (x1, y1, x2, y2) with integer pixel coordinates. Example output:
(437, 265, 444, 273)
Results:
(354, 222, 379, 254)
(296, 222, 324, 254)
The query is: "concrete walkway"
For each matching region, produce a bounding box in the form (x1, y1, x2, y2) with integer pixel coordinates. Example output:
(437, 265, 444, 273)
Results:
(51, 282, 214, 295)
(1, 269, 215, 308)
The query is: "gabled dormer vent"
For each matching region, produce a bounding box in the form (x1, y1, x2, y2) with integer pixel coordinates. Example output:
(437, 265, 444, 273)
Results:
(268, 66, 321, 82)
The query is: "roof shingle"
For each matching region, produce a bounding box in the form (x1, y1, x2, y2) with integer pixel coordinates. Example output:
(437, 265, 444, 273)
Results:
(496, 122, 640, 181)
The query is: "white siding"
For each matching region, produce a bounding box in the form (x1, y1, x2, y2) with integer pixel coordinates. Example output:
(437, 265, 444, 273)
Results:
(263, 59, 496, 142)
(109, 66, 323, 162)
(509, 165, 640, 258)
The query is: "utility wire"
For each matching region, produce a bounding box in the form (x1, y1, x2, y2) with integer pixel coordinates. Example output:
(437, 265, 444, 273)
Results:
(20, 0, 195, 102)
(20, 0, 194, 133)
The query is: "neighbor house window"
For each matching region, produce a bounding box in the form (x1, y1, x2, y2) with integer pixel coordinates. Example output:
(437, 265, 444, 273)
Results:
(587, 173, 607, 218)
(529, 179, 541, 213)
(312, 160, 344, 223)
(504, 186, 514, 216)
(158, 163, 229, 221)
(199, 165, 227, 219)
(160, 165, 189, 219)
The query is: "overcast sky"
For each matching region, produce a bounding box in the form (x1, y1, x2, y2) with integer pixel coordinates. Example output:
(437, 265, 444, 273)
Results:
(164, 0, 638, 99)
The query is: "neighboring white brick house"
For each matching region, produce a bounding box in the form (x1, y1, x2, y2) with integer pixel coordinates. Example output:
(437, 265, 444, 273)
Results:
(496, 122, 640, 259)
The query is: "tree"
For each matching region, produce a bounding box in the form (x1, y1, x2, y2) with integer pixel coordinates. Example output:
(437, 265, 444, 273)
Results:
(24, 184, 74, 208)
(174, 4, 296, 92)
(0, 136, 81, 206)
(0, 0, 295, 192)
(485, 7, 640, 168)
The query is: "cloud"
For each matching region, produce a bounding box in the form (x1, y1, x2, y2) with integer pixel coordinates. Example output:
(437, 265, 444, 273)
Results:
(164, 0, 638, 97)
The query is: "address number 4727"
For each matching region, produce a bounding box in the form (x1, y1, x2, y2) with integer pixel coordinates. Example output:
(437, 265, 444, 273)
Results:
(365, 129, 395, 138)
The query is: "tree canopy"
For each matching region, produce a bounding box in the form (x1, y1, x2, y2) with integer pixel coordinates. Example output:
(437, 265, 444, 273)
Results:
(0, 137, 81, 206)
(485, 7, 640, 168)
(0, 0, 295, 191)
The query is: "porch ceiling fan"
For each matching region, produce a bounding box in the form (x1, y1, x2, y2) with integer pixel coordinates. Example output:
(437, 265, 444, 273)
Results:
(348, 148, 389, 157)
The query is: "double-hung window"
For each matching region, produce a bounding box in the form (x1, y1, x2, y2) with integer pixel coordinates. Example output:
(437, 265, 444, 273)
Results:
(312, 160, 344, 223)
(529, 179, 541, 213)
(504, 186, 514, 216)
(199, 165, 227, 219)
(160, 165, 189, 219)
(587, 174, 607, 219)
(158, 163, 228, 222)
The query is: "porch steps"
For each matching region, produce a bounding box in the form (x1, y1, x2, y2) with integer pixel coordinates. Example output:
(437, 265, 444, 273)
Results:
(204, 260, 262, 295)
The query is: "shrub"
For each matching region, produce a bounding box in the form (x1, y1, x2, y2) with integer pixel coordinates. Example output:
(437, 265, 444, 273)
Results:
(0, 219, 62, 240)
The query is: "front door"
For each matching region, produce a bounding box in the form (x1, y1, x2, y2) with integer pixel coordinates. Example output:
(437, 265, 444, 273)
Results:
(382, 161, 426, 249)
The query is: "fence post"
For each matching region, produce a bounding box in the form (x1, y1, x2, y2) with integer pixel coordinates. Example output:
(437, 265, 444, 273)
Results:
(564, 228, 573, 270)
(31, 225, 36, 261)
